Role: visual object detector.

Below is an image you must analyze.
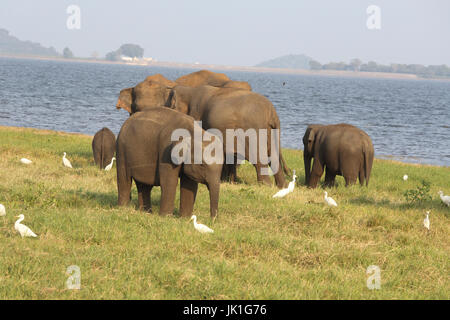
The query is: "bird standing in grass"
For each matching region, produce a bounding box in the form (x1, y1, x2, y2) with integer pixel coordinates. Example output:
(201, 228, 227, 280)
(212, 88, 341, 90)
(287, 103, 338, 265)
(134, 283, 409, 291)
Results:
(190, 215, 214, 234)
(105, 157, 116, 171)
(403, 174, 408, 181)
(423, 211, 430, 231)
(20, 158, 32, 164)
(0, 204, 5, 217)
(14, 214, 37, 238)
(438, 191, 450, 207)
(62, 152, 73, 168)
(324, 191, 338, 207)
(273, 170, 297, 198)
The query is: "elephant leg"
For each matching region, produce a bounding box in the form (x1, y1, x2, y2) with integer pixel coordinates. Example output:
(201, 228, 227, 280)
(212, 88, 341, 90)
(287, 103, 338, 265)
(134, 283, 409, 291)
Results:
(159, 165, 179, 216)
(272, 159, 288, 189)
(324, 169, 336, 187)
(255, 163, 272, 186)
(344, 171, 358, 187)
(117, 166, 132, 206)
(308, 159, 324, 188)
(136, 181, 152, 213)
(179, 174, 198, 217)
(358, 168, 365, 186)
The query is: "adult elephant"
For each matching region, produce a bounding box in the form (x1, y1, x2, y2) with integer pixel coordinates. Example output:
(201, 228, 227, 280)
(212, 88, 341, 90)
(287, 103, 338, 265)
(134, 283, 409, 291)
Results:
(302, 124, 374, 188)
(115, 74, 176, 114)
(115, 71, 251, 115)
(169, 85, 289, 188)
(116, 107, 223, 218)
(92, 127, 116, 169)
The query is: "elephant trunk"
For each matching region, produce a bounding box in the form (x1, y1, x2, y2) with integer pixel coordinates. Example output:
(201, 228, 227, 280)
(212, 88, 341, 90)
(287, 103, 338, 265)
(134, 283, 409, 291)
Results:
(207, 180, 220, 218)
(304, 152, 312, 185)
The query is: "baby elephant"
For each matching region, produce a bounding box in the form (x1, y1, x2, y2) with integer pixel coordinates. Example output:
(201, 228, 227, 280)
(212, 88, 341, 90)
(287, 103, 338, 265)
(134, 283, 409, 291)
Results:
(303, 124, 374, 188)
(92, 127, 116, 169)
(116, 107, 223, 218)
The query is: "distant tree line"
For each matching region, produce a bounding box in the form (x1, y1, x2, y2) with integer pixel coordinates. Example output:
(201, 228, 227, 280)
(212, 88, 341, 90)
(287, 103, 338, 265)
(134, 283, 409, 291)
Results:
(309, 58, 450, 78)
(105, 44, 144, 61)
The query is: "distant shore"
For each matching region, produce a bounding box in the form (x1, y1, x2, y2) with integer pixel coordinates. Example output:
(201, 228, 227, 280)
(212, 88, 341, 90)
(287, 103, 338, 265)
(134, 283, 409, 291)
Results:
(3, 54, 449, 81)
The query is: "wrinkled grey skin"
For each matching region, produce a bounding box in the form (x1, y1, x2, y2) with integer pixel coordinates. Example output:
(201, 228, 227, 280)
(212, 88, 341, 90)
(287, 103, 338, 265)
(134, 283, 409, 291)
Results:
(92, 127, 116, 169)
(303, 124, 374, 188)
(170, 85, 290, 188)
(116, 107, 223, 218)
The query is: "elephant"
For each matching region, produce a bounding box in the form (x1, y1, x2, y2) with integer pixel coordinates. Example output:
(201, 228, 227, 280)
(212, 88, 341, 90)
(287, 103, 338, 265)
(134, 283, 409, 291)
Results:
(169, 85, 290, 188)
(115, 74, 176, 114)
(302, 124, 374, 188)
(116, 107, 223, 218)
(92, 127, 116, 169)
(115, 71, 251, 115)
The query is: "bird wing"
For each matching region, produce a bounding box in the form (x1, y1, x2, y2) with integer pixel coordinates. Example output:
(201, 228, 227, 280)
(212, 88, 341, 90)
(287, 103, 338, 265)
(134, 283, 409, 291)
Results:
(198, 224, 214, 233)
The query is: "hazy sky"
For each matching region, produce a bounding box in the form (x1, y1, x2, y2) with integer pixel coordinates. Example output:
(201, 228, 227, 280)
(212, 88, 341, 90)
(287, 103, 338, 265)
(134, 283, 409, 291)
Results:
(1, 0, 449, 66)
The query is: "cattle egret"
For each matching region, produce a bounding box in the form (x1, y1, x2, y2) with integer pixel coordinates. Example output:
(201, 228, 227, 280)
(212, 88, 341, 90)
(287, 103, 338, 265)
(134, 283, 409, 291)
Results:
(324, 191, 338, 207)
(14, 214, 37, 238)
(403, 174, 408, 181)
(273, 170, 297, 198)
(20, 158, 32, 164)
(0, 204, 5, 216)
(438, 191, 450, 207)
(62, 152, 73, 168)
(190, 215, 214, 234)
(105, 157, 116, 171)
(423, 211, 430, 231)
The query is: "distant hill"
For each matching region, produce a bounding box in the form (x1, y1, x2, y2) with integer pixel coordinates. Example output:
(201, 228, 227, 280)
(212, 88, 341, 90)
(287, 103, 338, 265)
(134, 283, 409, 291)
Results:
(255, 54, 313, 70)
(0, 29, 60, 57)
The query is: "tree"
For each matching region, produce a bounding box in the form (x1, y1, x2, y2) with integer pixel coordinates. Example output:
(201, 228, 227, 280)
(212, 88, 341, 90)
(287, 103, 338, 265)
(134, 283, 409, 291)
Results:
(63, 47, 74, 59)
(105, 51, 121, 61)
(117, 44, 144, 58)
(309, 60, 322, 70)
(350, 58, 362, 71)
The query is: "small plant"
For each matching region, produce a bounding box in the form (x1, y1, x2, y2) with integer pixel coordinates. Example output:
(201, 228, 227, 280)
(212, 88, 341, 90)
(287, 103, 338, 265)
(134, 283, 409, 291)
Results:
(404, 180, 432, 204)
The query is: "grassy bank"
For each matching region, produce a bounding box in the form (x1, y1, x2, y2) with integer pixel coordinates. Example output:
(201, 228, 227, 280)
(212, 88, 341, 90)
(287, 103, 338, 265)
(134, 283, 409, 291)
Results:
(0, 126, 448, 299)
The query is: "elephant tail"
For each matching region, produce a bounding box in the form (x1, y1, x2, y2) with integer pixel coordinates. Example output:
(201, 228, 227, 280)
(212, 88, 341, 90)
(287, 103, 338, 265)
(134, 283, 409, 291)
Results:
(100, 128, 105, 169)
(280, 150, 291, 176)
(268, 110, 290, 176)
(363, 141, 374, 186)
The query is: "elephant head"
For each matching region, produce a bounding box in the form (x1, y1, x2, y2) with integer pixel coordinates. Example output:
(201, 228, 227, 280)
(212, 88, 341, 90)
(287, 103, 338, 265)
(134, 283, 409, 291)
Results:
(175, 70, 230, 87)
(222, 80, 252, 91)
(116, 88, 133, 114)
(115, 74, 176, 115)
(169, 85, 193, 115)
(303, 125, 323, 185)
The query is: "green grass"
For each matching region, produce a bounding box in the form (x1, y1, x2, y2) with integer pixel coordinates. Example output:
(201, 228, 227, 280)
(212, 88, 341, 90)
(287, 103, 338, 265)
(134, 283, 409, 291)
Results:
(0, 126, 449, 299)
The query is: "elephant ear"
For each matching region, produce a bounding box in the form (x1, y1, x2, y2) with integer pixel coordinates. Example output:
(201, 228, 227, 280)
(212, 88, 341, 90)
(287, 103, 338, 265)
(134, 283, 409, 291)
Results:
(116, 88, 133, 114)
(170, 88, 189, 114)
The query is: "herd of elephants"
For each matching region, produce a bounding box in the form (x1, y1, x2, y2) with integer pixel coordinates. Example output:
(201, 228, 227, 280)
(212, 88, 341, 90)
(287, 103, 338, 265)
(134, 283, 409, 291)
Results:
(91, 70, 374, 218)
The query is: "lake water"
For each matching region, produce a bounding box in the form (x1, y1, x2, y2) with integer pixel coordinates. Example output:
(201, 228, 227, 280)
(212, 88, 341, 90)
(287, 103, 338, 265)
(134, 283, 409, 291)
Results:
(0, 57, 449, 166)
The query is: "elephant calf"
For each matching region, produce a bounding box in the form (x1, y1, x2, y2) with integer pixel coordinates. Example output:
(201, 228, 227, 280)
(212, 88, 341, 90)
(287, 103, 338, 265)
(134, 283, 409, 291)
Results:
(116, 107, 223, 217)
(303, 124, 374, 188)
(92, 127, 116, 169)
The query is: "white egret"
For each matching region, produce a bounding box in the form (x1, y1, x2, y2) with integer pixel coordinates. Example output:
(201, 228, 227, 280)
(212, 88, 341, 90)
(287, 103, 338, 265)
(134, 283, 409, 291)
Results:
(324, 191, 338, 207)
(438, 191, 450, 207)
(273, 170, 297, 198)
(403, 174, 408, 181)
(14, 214, 37, 238)
(423, 211, 430, 231)
(105, 157, 116, 171)
(62, 152, 73, 168)
(0, 204, 5, 216)
(190, 215, 214, 234)
(20, 158, 32, 164)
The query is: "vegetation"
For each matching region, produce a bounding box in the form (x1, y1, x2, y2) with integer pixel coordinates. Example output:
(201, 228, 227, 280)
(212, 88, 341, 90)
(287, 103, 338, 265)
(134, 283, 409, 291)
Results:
(105, 44, 144, 61)
(0, 29, 60, 57)
(63, 47, 74, 59)
(0, 126, 448, 299)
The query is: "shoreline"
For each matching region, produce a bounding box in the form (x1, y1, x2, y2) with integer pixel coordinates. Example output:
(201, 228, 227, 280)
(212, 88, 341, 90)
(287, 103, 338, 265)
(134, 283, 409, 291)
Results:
(1, 125, 448, 168)
(2, 54, 449, 82)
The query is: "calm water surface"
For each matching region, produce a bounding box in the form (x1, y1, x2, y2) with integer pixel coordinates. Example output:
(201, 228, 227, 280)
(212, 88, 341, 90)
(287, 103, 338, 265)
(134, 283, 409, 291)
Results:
(0, 57, 449, 166)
